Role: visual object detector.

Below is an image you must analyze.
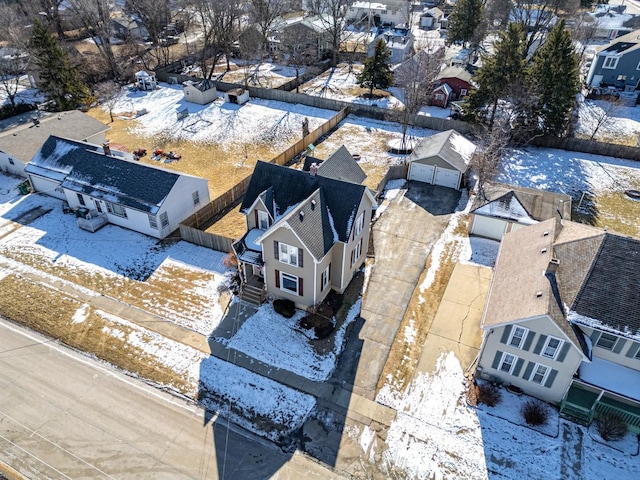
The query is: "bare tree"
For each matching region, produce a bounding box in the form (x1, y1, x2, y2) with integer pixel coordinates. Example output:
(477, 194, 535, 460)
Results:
(587, 98, 620, 141)
(193, 0, 244, 80)
(471, 122, 511, 199)
(124, 0, 170, 44)
(94, 80, 121, 123)
(279, 26, 319, 92)
(0, 4, 33, 111)
(248, 0, 287, 57)
(66, 0, 121, 79)
(313, 0, 349, 67)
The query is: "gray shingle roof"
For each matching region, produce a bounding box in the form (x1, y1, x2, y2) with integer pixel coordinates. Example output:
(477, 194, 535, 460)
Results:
(26, 136, 182, 214)
(317, 145, 367, 184)
(407, 129, 475, 172)
(242, 161, 368, 258)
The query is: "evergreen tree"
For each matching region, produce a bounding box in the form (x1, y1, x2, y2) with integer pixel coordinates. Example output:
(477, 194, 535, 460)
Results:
(465, 23, 527, 129)
(28, 20, 90, 111)
(446, 0, 484, 47)
(357, 39, 393, 96)
(528, 20, 580, 136)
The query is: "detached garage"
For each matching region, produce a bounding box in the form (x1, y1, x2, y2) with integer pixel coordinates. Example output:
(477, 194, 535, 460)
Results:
(406, 130, 476, 190)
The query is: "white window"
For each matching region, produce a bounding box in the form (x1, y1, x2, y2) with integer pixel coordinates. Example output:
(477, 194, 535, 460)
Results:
(351, 238, 362, 267)
(529, 363, 550, 385)
(321, 265, 330, 290)
(94, 200, 102, 213)
(107, 202, 127, 218)
(603, 56, 619, 69)
(542, 336, 562, 359)
(280, 272, 299, 294)
(258, 210, 270, 230)
(160, 211, 169, 228)
(355, 211, 365, 236)
(460, 88, 468, 97)
(77, 193, 86, 206)
(509, 326, 529, 349)
(596, 332, 617, 350)
(148, 215, 158, 229)
(279, 243, 299, 267)
(499, 352, 517, 374)
(192, 191, 200, 206)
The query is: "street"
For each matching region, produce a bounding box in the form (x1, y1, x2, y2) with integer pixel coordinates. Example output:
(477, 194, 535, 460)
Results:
(0, 319, 345, 480)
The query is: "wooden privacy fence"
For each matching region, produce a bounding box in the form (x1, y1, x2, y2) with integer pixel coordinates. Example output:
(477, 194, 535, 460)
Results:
(374, 164, 408, 197)
(178, 107, 349, 251)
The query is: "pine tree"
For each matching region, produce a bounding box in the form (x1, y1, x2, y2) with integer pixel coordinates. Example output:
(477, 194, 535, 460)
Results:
(357, 39, 393, 97)
(528, 20, 580, 136)
(29, 20, 90, 111)
(465, 23, 527, 129)
(446, 0, 484, 47)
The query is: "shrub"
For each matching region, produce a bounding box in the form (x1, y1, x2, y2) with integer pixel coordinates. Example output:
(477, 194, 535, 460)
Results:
(273, 299, 296, 318)
(477, 382, 502, 407)
(595, 411, 627, 442)
(300, 311, 335, 339)
(521, 400, 549, 426)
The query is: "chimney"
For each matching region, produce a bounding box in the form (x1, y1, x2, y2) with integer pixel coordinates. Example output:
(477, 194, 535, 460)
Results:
(103, 143, 111, 156)
(32, 117, 40, 126)
(547, 258, 560, 275)
(310, 163, 318, 177)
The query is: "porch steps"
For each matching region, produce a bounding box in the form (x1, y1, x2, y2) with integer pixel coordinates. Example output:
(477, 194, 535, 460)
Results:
(240, 284, 263, 306)
(559, 406, 591, 426)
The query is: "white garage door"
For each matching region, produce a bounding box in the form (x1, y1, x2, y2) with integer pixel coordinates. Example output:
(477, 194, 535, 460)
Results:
(471, 215, 508, 240)
(434, 167, 460, 189)
(408, 163, 435, 183)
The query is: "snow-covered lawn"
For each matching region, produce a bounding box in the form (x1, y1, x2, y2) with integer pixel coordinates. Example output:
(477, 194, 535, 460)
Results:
(110, 82, 334, 149)
(0, 76, 44, 107)
(575, 98, 640, 146)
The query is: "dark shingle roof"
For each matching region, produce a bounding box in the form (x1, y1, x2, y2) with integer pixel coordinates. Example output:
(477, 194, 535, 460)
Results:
(317, 145, 367, 184)
(242, 161, 368, 256)
(572, 234, 640, 336)
(27, 136, 181, 214)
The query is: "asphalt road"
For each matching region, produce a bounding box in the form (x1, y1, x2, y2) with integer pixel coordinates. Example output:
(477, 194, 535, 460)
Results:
(0, 319, 345, 480)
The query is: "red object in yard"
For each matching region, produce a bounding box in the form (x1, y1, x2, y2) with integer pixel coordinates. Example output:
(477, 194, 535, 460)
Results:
(154, 149, 163, 156)
(133, 148, 147, 157)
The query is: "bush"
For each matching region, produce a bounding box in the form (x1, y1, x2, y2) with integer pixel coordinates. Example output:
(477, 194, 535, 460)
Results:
(273, 299, 296, 318)
(300, 313, 334, 339)
(521, 400, 549, 426)
(595, 411, 627, 442)
(477, 382, 502, 407)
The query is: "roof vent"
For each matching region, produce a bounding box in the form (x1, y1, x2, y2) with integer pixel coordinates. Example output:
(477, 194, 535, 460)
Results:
(543, 230, 549, 237)
(536, 291, 543, 298)
(541, 248, 547, 253)
(299, 211, 305, 221)
(310, 199, 316, 210)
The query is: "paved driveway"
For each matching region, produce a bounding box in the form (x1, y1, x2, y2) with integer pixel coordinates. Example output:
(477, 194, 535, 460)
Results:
(351, 182, 462, 400)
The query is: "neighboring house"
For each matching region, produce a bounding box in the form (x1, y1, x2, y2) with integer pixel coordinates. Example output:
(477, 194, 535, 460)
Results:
(0, 111, 109, 177)
(587, 4, 635, 40)
(346, 1, 410, 27)
(135, 70, 157, 91)
(469, 183, 572, 240)
(367, 27, 414, 63)
(585, 29, 640, 89)
(419, 7, 444, 30)
(112, 16, 150, 41)
(232, 149, 374, 307)
(406, 129, 476, 189)
(183, 79, 217, 105)
(449, 48, 479, 67)
(430, 83, 452, 108)
(25, 136, 210, 239)
(476, 218, 640, 434)
(278, 15, 334, 60)
(433, 65, 474, 103)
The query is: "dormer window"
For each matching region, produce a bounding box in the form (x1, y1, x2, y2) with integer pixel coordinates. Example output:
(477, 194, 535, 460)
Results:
(257, 210, 270, 230)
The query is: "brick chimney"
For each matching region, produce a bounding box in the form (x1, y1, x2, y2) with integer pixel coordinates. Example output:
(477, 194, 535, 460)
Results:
(103, 143, 111, 156)
(310, 163, 318, 177)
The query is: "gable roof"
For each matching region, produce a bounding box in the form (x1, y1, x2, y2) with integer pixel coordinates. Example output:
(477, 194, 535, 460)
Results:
(471, 183, 572, 223)
(596, 29, 640, 56)
(0, 111, 109, 162)
(185, 79, 216, 92)
(317, 145, 367, 184)
(436, 65, 474, 84)
(26, 136, 187, 214)
(407, 129, 476, 172)
(241, 161, 369, 258)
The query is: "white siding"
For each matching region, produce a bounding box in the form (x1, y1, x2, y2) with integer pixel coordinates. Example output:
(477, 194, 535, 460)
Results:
(30, 176, 66, 200)
(0, 152, 27, 177)
(471, 215, 508, 240)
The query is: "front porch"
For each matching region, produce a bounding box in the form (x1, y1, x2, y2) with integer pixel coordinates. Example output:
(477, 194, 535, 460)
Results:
(560, 380, 640, 434)
(232, 229, 266, 305)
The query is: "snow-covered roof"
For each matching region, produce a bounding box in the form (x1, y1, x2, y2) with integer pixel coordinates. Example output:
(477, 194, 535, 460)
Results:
(407, 129, 476, 172)
(579, 356, 640, 402)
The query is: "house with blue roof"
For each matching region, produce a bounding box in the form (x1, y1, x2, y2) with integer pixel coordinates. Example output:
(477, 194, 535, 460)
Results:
(232, 147, 375, 307)
(25, 136, 210, 239)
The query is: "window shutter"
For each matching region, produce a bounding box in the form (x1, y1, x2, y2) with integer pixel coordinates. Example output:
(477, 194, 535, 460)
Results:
(557, 342, 571, 362)
(613, 338, 626, 354)
(533, 334, 548, 355)
(491, 351, 503, 370)
(499, 325, 513, 344)
(328, 263, 331, 281)
(523, 331, 536, 351)
(523, 361, 534, 381)
(351, 248, 355, 266)
(625, 342, 640, 358)
(590, 330, 601, 345)
(274, 241, 279, 260)
(298, 248, 304, 268)
(512, 358, 524, 377)
(298, 277, 303, 296)
(544, 369, 558, 388)
(254, 210, 258, 227)
(275, 269, 280, 288)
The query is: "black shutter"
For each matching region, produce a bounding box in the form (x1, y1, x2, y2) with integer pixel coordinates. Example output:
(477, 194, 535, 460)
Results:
(254, 210, 258, 227)
(613, 338, 627, 354)
(533, 334, 548, 355)
(557, 342, 571, 362)
(298, 248, 303, 268)
(275, 269, 280, 288)
(298, 277, 303, 296)
(522, 330, 536, 351)
(491, 351, 503, 370)
(523, 361, 535, 381)
(544, 369, 558, 388)
(274, 241, 279, 260)
(626, 342, 640, 358)
(499, 325, 513, 344)
(512, 358, 524, 377)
